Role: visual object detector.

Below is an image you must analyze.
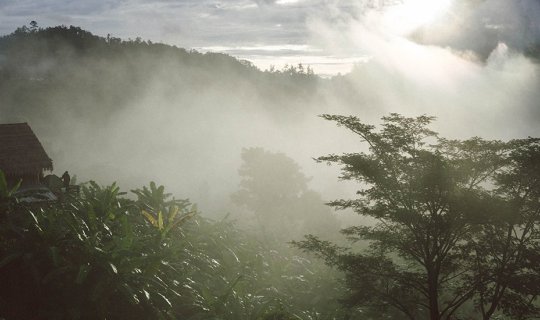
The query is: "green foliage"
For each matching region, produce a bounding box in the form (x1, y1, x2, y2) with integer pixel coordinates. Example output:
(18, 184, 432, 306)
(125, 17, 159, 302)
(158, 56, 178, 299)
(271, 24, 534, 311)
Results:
(0, 169, 20, 213)
(0, 170, 20, 199)
(0, 181, 188, 319)
(294, 114, 540, 320)
(132, 182, 196, 238)
(0, 180, 350, 319)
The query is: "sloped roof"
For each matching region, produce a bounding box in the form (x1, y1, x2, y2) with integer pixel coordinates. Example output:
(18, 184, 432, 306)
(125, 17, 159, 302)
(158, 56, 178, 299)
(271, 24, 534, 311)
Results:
(0, 123, 53, 175)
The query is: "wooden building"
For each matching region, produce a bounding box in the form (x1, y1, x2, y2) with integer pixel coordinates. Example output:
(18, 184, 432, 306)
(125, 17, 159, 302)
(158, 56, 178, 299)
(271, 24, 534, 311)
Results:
(0, 123, 53, 187)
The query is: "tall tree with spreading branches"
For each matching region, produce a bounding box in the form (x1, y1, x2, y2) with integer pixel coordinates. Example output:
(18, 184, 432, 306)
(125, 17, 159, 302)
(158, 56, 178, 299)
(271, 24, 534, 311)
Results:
(294, 114, 540, 320)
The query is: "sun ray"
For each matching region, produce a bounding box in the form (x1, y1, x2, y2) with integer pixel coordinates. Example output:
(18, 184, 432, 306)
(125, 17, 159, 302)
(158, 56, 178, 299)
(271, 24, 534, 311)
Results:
(382, 0, 453, 35)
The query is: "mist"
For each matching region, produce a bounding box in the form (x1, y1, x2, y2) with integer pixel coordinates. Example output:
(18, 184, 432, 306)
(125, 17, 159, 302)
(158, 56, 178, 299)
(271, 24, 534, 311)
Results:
(2, 1, 540, 220)
(1, 1, 540, 319)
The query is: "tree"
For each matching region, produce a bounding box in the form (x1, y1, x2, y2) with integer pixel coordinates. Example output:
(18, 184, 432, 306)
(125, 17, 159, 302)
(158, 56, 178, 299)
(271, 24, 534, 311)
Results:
(468, 137, 540, 319)
(29, 21, 38, 32)
(294, 114, 539, 320)
(232, 147, 339, 241)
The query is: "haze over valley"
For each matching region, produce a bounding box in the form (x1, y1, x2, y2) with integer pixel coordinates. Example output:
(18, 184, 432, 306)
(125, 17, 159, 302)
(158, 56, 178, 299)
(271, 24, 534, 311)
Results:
(1, 1, 539, 319)
(1, 0, 540, 216)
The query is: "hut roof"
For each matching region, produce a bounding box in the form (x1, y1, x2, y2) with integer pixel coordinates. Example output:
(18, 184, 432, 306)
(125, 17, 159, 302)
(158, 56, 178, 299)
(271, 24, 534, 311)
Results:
(0, 123, 53, 175)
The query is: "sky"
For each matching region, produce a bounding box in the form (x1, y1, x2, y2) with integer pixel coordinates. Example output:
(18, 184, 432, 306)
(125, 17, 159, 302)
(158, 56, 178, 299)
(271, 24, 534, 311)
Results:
(1, 0, 539, 75)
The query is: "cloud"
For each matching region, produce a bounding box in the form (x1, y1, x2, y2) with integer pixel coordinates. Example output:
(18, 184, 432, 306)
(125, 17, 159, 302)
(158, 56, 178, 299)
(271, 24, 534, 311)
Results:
(0, 0, 310, 44)
(411, 0, 540, 60)
(0, 0, 123, 16)
(2, 0, 539, 218)
(304, 0, 540, 138)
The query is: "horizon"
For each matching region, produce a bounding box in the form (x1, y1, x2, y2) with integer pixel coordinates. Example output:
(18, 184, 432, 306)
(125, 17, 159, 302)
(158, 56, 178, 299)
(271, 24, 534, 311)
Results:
(1, 0, 539, 76)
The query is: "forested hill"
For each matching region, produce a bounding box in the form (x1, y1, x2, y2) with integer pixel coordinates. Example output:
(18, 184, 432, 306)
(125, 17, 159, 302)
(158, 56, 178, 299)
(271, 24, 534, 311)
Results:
(0, 24, 330, 126)
(0, 24, 366, 205)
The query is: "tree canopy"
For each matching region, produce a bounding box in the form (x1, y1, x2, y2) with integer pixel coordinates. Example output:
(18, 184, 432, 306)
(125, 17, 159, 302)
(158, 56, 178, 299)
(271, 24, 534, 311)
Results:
(294, 113, 540, 320)
(232, 147, 340, 241)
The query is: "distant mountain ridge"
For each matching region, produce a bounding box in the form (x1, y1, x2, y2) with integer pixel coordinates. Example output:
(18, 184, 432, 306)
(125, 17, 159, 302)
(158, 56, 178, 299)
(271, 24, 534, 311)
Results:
(0, 25, 262, 80)
(0, 24, 348, 196)
(0, 24, 323, 126)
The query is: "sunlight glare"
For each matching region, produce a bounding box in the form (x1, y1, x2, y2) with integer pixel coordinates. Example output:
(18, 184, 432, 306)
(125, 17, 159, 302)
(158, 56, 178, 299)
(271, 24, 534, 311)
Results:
(383, 0, 452, 35)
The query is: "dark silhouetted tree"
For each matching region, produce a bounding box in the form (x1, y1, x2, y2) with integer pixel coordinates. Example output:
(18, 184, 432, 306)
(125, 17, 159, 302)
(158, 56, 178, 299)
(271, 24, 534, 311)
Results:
(29, 21, 38, 32)
(467, 137, 540, 320)
(294, 114, 540, 320)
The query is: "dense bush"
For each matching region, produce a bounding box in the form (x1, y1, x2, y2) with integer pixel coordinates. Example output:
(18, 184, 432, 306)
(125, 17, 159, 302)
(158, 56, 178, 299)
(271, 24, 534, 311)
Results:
(0, 179, 350, 319)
